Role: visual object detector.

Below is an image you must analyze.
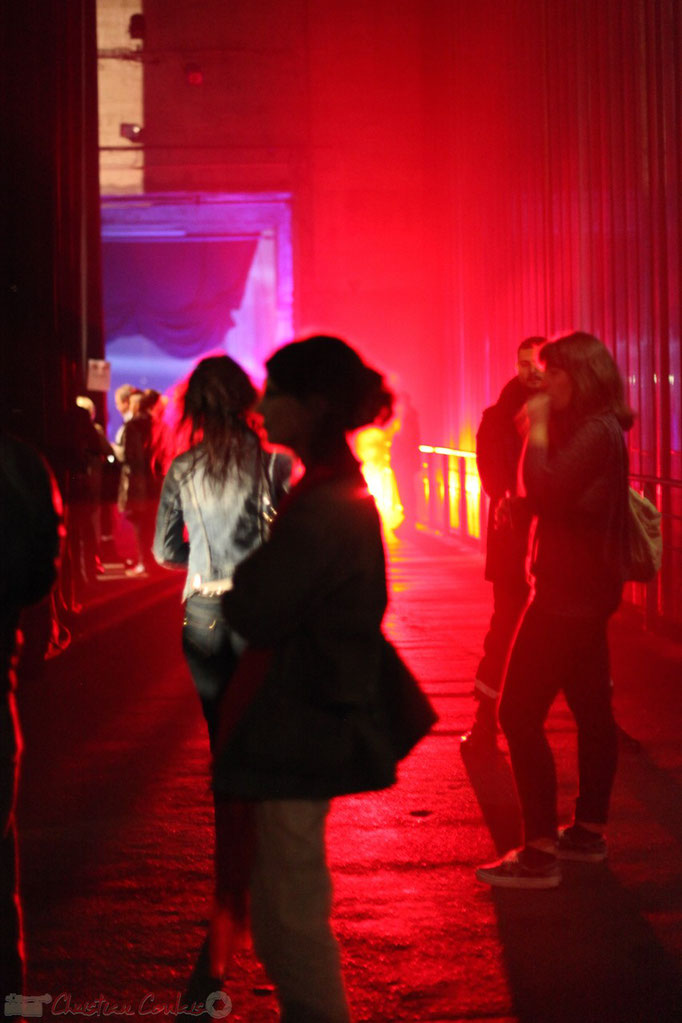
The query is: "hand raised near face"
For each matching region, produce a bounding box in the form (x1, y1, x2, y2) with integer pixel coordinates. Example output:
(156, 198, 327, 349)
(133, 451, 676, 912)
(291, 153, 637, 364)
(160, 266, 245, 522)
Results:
(525, 392, 552, 428)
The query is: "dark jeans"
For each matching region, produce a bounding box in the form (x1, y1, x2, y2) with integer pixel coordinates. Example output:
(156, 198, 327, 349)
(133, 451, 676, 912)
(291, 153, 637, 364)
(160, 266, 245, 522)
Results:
(476, 576, 530, 699)
(182, 594, 242, 751)
(183, 595, 250, 911)
(128, 505, 157, 570)
(499, 601, 618, 843)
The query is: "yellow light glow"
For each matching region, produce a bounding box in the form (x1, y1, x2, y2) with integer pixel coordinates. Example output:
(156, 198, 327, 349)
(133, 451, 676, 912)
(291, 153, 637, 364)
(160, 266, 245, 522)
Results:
(353, 426, 404, 533)
(448, 457, 460, 529)
(465, 470, 481, 538)
(418, 443, 483, 540)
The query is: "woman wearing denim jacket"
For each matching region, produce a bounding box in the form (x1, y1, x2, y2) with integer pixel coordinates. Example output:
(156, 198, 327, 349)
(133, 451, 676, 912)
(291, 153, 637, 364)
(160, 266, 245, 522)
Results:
(153, 355, 293, 975)
(153, 355, 290, 747)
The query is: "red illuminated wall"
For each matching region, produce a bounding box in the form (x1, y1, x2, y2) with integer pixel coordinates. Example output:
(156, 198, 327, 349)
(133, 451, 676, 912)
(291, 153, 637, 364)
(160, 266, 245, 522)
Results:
(435, 0, 680, 479)
(141, 0, 679, 435)
(431, 0, 681, 625)
(142, 0, 445, 439)
(141, 0, 680, 621)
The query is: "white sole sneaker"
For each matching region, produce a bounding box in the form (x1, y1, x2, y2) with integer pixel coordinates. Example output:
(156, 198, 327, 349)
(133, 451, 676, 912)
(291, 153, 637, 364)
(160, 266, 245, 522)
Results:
(475, 849, 561, 889)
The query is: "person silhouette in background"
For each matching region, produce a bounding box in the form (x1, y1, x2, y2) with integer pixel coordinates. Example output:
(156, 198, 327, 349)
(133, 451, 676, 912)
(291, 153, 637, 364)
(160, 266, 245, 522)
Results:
(462, 337, 545, 753)
(118, 391, 163, 576)
(391, 391, 422, 533)
(75, 396, 114, 576)
(0, 426, 61, 1005)
(111, 383, 140, 463)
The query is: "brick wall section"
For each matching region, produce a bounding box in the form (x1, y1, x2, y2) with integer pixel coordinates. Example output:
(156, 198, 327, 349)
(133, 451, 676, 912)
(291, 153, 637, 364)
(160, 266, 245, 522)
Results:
(97, 0, 144, 193)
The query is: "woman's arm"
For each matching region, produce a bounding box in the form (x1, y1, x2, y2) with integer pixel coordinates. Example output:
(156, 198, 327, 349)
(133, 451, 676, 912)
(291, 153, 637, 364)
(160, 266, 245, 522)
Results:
(153, 470, 189, 567)
(524, 402, 615, 513)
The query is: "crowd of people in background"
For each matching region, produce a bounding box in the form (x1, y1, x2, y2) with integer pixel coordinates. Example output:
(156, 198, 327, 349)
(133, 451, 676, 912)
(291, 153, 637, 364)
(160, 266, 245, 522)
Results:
(1, 330, 643, 1018)
(0, 383, 183, 684)
(55, 384, 173, 605)
(42, 371, 422, 631)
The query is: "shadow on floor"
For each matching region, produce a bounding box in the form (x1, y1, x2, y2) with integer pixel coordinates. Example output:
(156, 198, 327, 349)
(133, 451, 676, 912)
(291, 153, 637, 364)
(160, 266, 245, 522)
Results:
(492, 864, 682, 1023)
(463, 741, 682, 1023)
(460, 741, 522, 855)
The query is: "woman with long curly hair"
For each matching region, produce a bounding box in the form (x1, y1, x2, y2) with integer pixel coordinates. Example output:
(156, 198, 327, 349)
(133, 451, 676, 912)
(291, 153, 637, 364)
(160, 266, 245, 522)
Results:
(153, 355, 292, 976)
(153, 355, 290, 745)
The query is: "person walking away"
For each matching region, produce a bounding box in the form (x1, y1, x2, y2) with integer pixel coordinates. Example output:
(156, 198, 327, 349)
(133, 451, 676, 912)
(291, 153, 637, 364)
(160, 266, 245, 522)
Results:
(152, 355, 290, 968)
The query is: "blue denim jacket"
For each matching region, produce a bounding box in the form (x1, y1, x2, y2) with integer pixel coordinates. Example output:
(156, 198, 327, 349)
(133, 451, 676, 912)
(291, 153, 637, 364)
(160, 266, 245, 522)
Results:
(153, 434, 290, 600)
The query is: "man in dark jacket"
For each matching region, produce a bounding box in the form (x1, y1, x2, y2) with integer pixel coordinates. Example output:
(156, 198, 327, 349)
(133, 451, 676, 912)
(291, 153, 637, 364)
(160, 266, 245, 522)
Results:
(118, 391, 162, 575)
(461, 337, 544, 753)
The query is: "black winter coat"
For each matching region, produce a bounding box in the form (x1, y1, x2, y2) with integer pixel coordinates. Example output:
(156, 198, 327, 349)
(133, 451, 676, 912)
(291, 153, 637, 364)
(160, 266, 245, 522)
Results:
(215, 448, 399, 800)
(524, 411, 629, 619)
(476, 377, 533, 585)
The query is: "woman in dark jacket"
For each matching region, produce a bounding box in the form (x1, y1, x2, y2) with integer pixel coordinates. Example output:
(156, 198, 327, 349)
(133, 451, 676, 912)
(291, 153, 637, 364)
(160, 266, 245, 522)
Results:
(214, 335, 420, 1022)
(476, 332, 633, 889)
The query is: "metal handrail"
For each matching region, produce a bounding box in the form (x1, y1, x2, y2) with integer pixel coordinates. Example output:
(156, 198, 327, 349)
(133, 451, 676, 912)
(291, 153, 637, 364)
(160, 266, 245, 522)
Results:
(417, 445, 682, 631)
(418, 445, 485, 547)
(419, 445, 477, 459)
(629, 472, 682, 491)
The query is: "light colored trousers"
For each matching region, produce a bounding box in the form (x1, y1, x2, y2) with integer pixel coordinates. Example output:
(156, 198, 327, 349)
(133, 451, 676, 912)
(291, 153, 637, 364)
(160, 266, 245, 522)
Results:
(251, 800, 351, 1023)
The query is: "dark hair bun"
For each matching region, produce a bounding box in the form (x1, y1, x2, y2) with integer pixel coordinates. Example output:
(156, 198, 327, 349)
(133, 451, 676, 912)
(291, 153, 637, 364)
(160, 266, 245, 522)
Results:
(266, 335, 393, 431)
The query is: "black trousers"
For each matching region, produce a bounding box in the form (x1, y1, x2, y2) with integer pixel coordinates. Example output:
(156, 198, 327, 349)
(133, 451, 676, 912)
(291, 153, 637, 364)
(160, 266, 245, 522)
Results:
(476, 575, 530, 699)
(499, 601, 618, 843)
(128, 505, 157, 570)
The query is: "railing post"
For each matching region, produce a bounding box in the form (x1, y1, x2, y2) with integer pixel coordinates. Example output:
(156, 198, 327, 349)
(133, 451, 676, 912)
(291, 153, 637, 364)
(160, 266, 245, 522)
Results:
(443, 456, 453, 536)
(458, 455, 467, 540)
(428, 455, 439, 531)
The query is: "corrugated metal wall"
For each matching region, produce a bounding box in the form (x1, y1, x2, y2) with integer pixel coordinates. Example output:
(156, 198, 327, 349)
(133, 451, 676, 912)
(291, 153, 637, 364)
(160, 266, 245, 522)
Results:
(438, 0, 681, 628)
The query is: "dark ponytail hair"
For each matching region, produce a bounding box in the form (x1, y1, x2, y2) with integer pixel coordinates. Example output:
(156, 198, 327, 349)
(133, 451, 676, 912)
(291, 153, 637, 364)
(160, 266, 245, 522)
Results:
(540, 332, 635, 431)
(266, 335, 394, 436)
(182, 355, 258, 482)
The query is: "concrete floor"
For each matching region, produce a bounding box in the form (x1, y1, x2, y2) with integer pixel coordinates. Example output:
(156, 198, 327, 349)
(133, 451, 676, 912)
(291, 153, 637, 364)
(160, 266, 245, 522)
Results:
(15, 531, 682, 1022)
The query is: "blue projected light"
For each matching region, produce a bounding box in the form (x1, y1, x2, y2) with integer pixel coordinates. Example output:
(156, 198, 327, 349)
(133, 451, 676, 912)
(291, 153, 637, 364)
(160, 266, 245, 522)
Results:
(101, 193, 294, 440)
